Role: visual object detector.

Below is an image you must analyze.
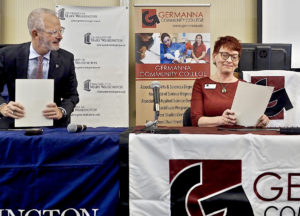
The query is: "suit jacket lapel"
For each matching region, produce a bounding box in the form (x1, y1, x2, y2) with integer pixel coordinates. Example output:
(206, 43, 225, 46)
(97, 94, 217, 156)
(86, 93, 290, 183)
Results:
(48, 51, 58, 79)
(16, 43, 30, 79)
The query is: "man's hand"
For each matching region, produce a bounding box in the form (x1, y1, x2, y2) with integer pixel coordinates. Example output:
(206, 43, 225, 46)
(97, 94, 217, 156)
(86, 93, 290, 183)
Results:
(43, 103, 63, 120)
(0, 101, 25, 119)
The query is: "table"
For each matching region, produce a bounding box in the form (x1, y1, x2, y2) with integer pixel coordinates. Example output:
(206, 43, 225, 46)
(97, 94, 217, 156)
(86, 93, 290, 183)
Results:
(128, 127, 300, 216)
(0, 127, 126, 216)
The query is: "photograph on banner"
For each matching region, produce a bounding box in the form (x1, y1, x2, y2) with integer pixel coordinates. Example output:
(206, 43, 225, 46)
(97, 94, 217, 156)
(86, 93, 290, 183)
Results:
(136, 33, 210, 65)
(160, 33, 186, 64)
(160, 33, 210, 64)
(136, 33, 158, 64)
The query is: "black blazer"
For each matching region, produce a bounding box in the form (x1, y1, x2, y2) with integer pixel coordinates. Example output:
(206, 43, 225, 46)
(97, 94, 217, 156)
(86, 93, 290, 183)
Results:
(0, 42, 79, 127)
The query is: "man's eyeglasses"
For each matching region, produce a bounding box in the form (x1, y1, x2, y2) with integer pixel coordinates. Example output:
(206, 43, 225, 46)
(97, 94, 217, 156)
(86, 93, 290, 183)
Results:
(43, 27, 65, 36)
(219, 52, 240, 62)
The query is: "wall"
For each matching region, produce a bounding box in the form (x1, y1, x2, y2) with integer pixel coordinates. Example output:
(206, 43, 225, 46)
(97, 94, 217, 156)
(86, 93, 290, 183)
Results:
(0, 0, 257, 126)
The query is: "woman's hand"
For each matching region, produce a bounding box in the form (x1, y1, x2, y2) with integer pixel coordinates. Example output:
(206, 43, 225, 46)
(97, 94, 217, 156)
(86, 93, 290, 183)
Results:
(256, 114, 270, 128)
(220, 109, 237, 126)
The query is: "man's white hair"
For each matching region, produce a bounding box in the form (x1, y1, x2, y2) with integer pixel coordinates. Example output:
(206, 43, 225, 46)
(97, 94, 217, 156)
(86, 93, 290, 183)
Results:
(27, 8, 57, 35)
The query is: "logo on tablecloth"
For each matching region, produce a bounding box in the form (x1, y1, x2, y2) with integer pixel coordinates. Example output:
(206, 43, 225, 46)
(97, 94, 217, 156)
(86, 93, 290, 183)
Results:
(251, 76, 293, 120)
(169, 160, 254, 216)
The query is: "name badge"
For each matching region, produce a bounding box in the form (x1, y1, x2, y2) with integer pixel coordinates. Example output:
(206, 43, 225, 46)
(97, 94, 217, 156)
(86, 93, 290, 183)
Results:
(204, 84, 216, 89)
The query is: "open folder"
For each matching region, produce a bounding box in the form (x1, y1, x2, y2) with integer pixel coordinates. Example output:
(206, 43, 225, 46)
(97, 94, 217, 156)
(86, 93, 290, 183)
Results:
(231, 81, 274, 127)
(15, 79, 54, 127)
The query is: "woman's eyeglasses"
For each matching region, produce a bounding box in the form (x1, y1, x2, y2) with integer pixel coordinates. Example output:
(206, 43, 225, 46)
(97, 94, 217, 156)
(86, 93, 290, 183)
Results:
(219, 52, 240, 62)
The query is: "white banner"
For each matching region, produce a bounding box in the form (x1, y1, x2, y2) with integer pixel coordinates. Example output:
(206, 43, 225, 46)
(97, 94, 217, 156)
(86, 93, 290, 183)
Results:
(243, 70, 300, 127)
(56, 5, 129, 127)
(129, 133, 300, 216)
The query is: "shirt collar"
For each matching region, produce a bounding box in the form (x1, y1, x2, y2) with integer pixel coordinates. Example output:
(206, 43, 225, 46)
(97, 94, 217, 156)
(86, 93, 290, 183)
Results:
(29, 43, 51, 60)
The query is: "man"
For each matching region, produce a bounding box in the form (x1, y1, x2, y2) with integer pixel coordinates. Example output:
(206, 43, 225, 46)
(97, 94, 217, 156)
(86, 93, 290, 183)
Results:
(0, 8, 79, 127)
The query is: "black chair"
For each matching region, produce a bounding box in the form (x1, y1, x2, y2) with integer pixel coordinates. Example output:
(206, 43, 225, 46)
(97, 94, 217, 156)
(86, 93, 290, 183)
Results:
(0, 44, 12, 102)
(0, 44, 13, 49)
(183, 107, 192, 127)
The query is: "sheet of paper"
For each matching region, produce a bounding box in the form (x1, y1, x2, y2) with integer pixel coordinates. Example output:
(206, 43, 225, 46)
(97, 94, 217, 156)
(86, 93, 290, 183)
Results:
(231, 81, 274, 127)
(15, 79, 54, 127)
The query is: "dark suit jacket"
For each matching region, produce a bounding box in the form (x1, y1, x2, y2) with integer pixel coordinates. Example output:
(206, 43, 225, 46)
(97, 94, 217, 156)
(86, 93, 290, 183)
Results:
(0, 42, 79, 127)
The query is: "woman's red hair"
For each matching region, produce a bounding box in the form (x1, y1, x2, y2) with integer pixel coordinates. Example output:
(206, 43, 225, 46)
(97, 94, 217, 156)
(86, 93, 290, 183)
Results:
(213, 36, 242, 56)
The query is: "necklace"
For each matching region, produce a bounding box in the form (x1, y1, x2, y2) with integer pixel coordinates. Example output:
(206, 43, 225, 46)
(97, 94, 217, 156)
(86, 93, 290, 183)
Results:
(220, 83, 229, 94)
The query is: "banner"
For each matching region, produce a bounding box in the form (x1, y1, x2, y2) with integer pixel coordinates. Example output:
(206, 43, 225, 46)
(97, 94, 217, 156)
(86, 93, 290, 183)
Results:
(134, 5, 210, 126)
(56, 5, 129, 127)
(129, 133, 300, 216)
(242, 70, 300, 127)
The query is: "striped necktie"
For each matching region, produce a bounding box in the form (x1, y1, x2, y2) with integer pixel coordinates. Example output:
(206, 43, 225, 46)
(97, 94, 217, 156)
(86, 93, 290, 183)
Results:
(36, 56, 43, 79)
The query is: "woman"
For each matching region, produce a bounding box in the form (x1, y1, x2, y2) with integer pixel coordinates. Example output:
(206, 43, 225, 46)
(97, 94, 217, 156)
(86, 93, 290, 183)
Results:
(192, 34, 207, 63)
(160, 33, 185, 64)
(190, 36, 270, 127)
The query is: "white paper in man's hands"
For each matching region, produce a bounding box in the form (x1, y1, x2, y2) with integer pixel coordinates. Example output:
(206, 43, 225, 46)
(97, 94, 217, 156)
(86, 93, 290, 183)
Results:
(15, 79, 54, 127)
(231, 81, 274, 127)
